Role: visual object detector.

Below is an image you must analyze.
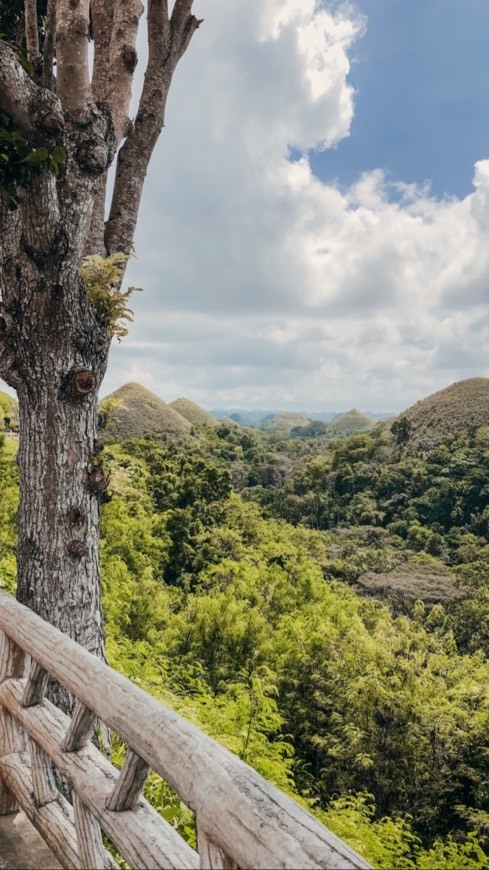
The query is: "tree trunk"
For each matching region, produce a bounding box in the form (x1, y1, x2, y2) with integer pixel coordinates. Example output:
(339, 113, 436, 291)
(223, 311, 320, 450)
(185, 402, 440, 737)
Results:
(16, 380, 104, 658)
(1, 166, 110, 706)
(0, 2, 201, 700)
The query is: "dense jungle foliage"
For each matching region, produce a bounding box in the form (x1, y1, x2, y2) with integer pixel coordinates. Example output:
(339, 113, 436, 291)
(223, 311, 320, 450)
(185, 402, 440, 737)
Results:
(0, 420, 488, 868)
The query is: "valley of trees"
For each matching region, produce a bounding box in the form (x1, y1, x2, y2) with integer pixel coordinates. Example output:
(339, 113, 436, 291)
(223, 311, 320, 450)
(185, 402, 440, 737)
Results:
(1, 405, 488, 868)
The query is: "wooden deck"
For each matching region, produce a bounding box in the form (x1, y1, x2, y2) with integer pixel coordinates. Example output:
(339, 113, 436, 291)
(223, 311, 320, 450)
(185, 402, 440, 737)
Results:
(0, 812, 61, 869)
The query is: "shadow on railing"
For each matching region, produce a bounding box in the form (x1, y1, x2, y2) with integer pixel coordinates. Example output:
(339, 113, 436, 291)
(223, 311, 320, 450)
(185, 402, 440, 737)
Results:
(0, 589, 370, 869)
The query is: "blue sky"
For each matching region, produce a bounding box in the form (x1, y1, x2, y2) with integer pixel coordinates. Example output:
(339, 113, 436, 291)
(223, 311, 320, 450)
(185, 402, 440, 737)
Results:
(314, 0, 489, 199)
(3, 0, 489, 412)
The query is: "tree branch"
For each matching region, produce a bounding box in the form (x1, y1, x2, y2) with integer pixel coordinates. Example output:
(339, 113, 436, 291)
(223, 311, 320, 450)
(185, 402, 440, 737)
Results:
(170, 0, 194, 34)
(0, 40, 63, 139)
(91, 0, 116, 104)
(56, 0, 91, 114)
(106, 0, 144, 146)
(89, 0, 144, 256)
(41, 0, 57, 90)
(171, 0, 202, 59)
(104, 0, 201, 255)
(84, 175, 108, 257)
(24, 0, 40, 63)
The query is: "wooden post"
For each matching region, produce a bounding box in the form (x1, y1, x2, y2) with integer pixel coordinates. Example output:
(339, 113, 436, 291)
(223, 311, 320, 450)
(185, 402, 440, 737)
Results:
(0, 629, 25, 682)
(106, 747, 149, 812)
(61, 698, 96, 751)
(22, 658, 49, 707)
(73, 793, 115, 870)
(28, 736, 58, 807)
(0, 630, 24, 814)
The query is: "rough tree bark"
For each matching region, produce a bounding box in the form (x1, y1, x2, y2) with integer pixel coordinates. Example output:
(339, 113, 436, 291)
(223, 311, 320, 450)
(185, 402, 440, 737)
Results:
(0, 1, 201, 693)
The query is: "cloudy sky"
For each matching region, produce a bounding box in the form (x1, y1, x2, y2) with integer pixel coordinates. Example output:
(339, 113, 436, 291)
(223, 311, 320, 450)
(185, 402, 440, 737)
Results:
(8, 0, 489, 412)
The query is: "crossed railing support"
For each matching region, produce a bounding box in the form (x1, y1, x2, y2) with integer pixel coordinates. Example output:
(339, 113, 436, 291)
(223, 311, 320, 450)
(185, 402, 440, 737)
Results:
(0, 590, 370, 870)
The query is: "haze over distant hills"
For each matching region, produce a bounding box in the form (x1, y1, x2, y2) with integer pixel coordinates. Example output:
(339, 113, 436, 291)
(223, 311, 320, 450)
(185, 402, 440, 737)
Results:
(5, 377, 488, 446)
(211, 408, 392, 427)
(94, 377, 489, 444)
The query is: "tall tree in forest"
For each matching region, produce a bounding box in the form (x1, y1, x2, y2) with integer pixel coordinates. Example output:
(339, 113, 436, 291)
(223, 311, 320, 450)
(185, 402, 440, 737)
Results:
(0, 0, 201, 664)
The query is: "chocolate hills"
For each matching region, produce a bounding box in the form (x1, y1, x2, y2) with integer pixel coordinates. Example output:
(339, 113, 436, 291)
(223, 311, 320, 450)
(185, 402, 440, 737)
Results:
(328, 409, 376, 437)
(101, 383, 192, 442)
(396, 377, 489, 448)
(97, 377, 489, 447)
(170, 397, 218, 427)
(263, 412, 311, 433)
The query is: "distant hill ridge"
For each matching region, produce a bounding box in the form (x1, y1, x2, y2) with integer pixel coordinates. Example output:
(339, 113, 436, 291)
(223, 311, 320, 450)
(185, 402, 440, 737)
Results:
(397, 377, 489, 448)
(98, 377, 489, 445)
(211, 408, 392, 427)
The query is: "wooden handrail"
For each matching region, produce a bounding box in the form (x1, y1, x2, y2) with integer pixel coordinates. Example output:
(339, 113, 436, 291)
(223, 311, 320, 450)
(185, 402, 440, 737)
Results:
(0, 589, 370, 869)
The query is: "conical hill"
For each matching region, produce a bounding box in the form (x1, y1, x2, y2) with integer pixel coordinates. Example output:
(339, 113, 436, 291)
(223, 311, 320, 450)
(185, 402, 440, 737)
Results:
(397, 377, 489, 448)
(101, 382, 191, 442)
(263, 412, 311, 433)
(328, 408, 375, 436)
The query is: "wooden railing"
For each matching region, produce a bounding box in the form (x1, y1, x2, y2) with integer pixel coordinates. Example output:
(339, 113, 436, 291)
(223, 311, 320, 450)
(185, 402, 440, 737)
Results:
(0, 589, 370, 869)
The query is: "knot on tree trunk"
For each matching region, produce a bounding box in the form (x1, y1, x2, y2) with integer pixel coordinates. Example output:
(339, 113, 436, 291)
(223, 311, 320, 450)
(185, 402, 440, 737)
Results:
(71, 106, 116, 175)
(73, 369, 97, 395)
(92, 439, 104, 456)
(34, 93, 65, 138)
(86, 463, 110, 502)
(75, 138, 111, 175)
(122, 45, 138, 74)
(67, 539, 88, 558)
(66, 505, 86, 527)
(61, 368, 97, 402)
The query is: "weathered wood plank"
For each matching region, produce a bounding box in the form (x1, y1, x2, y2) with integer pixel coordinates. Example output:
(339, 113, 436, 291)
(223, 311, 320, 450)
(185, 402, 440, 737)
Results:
(73, 792, 116, 870)
(0, 630, 24, 682)
(0, 635, 26, 817)
(0, 634, 24, 816)
(28, 736, 58, 807)
(0, 678, 199, 870)
(0, 705, 21, 815)
(0, 590, 370, 869)
(197, 824, 237, 870)
(61, 698, 96, 752)
(0, 706, 24, 758)
(22, 658, 49, 707)
(0, 749, 80, 869)
(106, 747, 149, 812)
(0, 779, 16, 815)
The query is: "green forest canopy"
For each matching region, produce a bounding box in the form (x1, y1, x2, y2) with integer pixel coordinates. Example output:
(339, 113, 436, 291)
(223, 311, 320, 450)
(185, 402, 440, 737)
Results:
(0, 416, 488, 869)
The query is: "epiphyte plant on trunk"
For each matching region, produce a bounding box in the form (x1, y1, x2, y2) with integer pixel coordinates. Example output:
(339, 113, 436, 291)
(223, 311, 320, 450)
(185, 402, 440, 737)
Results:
(0, 0, 202, 686)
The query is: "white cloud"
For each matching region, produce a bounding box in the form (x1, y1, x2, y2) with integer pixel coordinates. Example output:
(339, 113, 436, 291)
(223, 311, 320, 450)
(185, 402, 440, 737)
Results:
(5, 0, 484, 414)
(107, 0, 489, 411)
